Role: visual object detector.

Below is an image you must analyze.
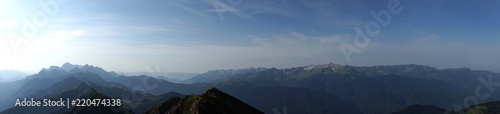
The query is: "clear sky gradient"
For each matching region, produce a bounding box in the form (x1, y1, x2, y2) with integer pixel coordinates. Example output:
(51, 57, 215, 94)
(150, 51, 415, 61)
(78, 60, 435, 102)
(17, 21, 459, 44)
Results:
(0, 0, 499, 73)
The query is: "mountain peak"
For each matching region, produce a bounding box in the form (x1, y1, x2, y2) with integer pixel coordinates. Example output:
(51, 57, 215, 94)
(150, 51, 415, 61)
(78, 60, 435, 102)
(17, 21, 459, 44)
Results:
(62, 62, 72, 66)
(204, 87, 223, 96)
(61, 62, 83, 72)
(39, 62, 84, 72)
(147, 87, 264, 114)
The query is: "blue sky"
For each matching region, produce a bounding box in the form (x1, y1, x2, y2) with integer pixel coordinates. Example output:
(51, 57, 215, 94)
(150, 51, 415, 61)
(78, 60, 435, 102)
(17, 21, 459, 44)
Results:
(0, 0, 499, 73)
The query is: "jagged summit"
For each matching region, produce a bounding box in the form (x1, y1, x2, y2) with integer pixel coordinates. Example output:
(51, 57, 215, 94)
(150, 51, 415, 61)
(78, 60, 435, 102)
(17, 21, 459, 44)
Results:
(36, 63, 119, 81)
(61, 62, 83, 71)
(41, 62, 83, 72)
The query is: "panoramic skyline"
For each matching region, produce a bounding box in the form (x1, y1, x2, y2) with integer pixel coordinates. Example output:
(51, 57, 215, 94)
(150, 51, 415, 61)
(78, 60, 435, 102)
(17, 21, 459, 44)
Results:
(0, 0, 499, 73)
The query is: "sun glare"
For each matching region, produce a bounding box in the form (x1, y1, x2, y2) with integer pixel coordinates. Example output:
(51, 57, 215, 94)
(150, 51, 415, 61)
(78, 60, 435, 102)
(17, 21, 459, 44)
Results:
(0, 0, 18, 31)
(0, 0, 8, 10)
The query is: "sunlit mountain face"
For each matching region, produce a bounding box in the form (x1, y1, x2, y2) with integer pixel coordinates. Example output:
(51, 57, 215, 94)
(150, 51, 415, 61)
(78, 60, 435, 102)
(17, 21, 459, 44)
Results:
(1, 0, 499, 114)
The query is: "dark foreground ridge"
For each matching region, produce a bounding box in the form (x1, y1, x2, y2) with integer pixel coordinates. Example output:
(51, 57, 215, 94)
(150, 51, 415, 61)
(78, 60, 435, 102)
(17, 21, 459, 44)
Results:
(392, 100, 500, 114)
(146, 87, 264, 114)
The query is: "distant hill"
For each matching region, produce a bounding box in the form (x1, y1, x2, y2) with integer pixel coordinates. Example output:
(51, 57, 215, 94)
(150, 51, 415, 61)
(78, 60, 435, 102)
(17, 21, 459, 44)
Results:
(118, 72, 198, 83)
(0, 70, 29, 82)
(110, 75, 208, 95)
(182, 67, 267, 84)
(145, 87, 264, 114)
(0, 74, 26, 107)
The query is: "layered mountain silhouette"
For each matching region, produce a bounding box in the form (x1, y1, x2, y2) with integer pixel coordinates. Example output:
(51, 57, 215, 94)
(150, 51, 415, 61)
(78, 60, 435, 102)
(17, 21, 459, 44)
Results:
(0, 63, 261, 114)
(0, 64, 122, 112)
(0, 70, 29, 83)
(0, 70, 183, 113)
(119, 72, 198, 83)
(0, 81, 133, 114)
(203, 63, 500, 114)
(182, 67, 267, 84)
(1, 62, 500, 114)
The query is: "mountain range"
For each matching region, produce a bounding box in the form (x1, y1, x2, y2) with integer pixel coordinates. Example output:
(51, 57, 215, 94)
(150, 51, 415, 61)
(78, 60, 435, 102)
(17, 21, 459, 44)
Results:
(1, 62, 500, 114)
(181, 67, 267, 84)
(118, 72, 198, 83)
